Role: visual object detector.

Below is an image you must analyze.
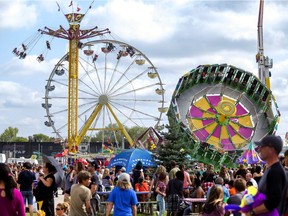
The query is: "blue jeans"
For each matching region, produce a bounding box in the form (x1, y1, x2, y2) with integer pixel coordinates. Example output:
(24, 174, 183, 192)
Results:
(21, 190, 34, 205)
(156, 194, 165, 216)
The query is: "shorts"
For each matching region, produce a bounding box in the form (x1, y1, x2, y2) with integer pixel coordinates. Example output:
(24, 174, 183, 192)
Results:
(21, 190, 34, 205)
(167, 194, 180, 212)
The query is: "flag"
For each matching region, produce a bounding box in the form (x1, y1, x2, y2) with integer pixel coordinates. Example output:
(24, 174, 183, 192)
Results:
(77, 5, 81, 12)
(69, 0, 73, 7)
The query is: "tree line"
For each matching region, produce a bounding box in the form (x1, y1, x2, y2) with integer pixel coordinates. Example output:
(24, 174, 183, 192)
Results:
(0, 125, 148, 143)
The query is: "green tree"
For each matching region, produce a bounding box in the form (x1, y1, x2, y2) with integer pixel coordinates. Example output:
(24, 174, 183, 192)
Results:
(32, 133, 51, 142)
(127, 126, 147, 141)
(15, 137, 28, 142)
(0, 127, 19, 142)
(155, 121, 193, 171)
(93, 124, 147, 144)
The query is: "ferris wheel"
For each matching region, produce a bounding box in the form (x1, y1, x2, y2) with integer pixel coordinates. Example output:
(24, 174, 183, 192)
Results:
(42, 39, 167, 146)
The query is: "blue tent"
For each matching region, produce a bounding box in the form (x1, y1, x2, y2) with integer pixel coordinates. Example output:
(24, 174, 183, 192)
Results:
(108, 148, 156, 172)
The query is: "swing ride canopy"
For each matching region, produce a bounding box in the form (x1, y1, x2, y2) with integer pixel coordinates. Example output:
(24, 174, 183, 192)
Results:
(236, 142, 265, 164)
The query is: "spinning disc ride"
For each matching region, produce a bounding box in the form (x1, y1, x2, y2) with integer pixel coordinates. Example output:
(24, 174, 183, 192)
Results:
(167, 0, 280, 167)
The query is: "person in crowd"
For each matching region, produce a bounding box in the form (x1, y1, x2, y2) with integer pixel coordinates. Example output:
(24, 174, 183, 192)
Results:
(284, 149, 288, 170)
(225, 178, 246, 216)
(283, 149, 288, 216)
(64, 165, 74, 202)
(87, 160, 101, 196)
(0, 163, 26, 216)
(179, 164, 192, 197)
(166, 170, 184, 216)
(135, 176, 150, 213)
(183, 177, 205, 215)
(17, 161, 36, 216)
(150, 165, 169, 200)
(102, 168, 113, 191)
(252, 135, 287, 216)
(106, 173, 138, 216)
(155, 171, 167, 216)
(132, 160, 144, 189)
(168, 160, 180, 180)
(202, 185, 225, 216)
(207, 177, 230, 202)
(34, 165, 44, 180)
(55, 202, 69, 216)
(144, 173, 151, 186)
(113, 166, 126, 185)
(69, 171, 92, 216)
(219, 166, 230, 181)
(245, 172, 258, 188)
(252, 165, 263, 184)
(34, 162, 57, 216)
(228, 180, 236, 196)
(201, 164, 216, 193)
(234, 164, 247, 179)
(73, 162, 85, 184)
(192, 177, 205, 198)
(198, 162, 206, 176)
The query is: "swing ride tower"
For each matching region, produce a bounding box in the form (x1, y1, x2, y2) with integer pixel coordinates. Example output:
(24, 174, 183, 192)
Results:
(39, 12, 111, 153)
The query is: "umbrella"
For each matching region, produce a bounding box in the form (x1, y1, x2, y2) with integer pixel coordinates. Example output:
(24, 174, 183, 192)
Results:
(43, 155, 65, 187)
(108, 148, 156, 173)
(187, 94, 255, 151)
(76, 158, 88, 166)
(236, 142, 265, 164)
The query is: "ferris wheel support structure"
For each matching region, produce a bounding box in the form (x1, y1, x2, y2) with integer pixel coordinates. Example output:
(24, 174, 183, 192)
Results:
(39, 13, 135, 153)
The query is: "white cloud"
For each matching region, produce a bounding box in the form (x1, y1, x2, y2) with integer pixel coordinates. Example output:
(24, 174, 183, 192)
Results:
(0, 1, 38, 29)
(0, 81, 40, 107)
(2, 55, 51, 76)
(85, 0, 184, 43)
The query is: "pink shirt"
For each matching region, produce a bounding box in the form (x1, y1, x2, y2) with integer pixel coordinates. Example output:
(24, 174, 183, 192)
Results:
(183, 171, 190, 188)
(0, 188, 25, 216)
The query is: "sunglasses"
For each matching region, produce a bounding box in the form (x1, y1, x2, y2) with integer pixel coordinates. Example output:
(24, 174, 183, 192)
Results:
(56, 208, 62, 211)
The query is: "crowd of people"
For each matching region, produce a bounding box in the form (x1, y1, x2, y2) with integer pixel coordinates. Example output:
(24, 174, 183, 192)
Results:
(0, 134, 287, 216)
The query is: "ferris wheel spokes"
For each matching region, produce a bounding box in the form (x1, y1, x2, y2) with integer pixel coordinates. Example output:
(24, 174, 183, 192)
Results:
(44, 39, 166, 149)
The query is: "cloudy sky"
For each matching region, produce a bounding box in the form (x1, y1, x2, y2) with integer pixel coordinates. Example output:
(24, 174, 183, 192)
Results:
(0, 0, 287, 142)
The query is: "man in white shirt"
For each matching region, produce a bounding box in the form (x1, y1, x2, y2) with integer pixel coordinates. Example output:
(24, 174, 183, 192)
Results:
(245, 172, 258, 188)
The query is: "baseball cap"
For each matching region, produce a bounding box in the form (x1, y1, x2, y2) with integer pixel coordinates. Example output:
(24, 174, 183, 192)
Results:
(255, 135, 283, 154)
(118, 173, 130, 183)
(120, 167, 126, 172)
